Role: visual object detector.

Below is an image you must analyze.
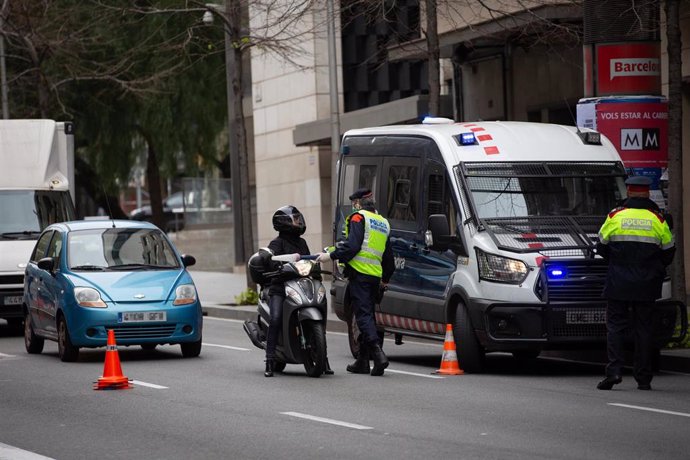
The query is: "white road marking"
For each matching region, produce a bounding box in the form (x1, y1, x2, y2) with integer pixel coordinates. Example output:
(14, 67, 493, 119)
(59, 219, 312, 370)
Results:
(0, 442, 55, 459)
(385, 369, 444, 379)
(281, 412, 373, 430)
(203, 342, 251, 352)
(0, 352, 16, 358)
(131, 380, 168, 389)
(608, 403, 690, 418)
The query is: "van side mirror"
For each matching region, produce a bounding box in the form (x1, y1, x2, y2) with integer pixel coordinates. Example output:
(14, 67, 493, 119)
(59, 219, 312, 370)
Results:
(425, 214, 467, 256)
(37, 257, 55, 272)
(181, 254, 196, 267)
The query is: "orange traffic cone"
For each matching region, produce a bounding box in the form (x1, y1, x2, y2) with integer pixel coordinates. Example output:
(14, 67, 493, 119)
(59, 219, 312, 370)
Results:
(434, 324, 464, 375)
(94, 330, 132, 390)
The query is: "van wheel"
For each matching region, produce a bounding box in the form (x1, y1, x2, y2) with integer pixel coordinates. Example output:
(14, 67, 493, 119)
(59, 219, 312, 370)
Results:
(24, 312, 44, 354)
(453, 304, 485, 373)
(347, 312, 361, 359)
(58, 317, 79, 362)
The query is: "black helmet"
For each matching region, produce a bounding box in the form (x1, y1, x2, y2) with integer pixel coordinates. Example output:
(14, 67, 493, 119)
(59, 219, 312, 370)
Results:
(272, 205, 306, 235)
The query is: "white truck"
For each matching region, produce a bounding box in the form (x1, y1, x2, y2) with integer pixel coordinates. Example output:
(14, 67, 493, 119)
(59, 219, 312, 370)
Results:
(0, 120, 76, 330)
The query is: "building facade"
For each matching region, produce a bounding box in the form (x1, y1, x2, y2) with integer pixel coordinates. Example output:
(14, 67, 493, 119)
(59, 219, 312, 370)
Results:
(248, 1, 690, 288)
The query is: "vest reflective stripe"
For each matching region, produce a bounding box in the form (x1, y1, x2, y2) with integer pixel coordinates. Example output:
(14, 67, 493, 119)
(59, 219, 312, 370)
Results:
(347, 210, 390, 277)
(598, 207, 674, 249)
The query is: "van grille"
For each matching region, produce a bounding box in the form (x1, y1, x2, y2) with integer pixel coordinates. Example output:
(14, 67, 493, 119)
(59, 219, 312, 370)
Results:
(0, 274, 24, 286)
(551, 307, 608, 337)
(112, 325, 176, 339)
(540, 260, 607, 302)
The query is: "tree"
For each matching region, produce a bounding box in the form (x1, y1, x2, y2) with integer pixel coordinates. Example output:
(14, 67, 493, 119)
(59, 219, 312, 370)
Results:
(664, 0, 686, 303)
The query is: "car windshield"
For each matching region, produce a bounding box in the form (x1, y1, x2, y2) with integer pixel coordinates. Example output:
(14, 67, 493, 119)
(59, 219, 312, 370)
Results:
(68, 228, 179, 270)
(460, 162, 627, 219)
(0, 190, 75, 238)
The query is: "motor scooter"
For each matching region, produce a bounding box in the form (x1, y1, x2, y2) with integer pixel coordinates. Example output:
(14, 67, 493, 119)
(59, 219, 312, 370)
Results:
(243, 254, 329, 377)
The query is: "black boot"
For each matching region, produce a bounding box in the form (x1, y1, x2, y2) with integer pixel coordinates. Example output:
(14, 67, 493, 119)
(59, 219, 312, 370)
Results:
(324, 357, 335, 375)
(370, 344, 389, 376)
(346, 344, 370, 374)
(264, 359, 275, 378)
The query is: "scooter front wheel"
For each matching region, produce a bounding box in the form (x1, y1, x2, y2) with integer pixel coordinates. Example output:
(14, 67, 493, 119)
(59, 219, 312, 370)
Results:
(302, 321, 326, 378)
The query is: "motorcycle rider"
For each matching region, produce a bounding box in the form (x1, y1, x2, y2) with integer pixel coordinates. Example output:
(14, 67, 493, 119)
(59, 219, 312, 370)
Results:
(258, 205, 333, 377)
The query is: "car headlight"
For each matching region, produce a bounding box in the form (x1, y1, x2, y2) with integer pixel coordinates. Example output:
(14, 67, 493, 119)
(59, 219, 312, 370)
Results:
(317, 284, 326, 303)
(476, 249, 529, 284)
(173, 284, 197, 305)
(285, 285, 302, 304)
(74, 287, 106, 308)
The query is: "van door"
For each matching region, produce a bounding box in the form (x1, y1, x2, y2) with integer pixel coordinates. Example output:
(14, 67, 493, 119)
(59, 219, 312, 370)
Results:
(335, 157, 383, 242)
(380, 156, 423, 318)
(415, 161, 460, 324)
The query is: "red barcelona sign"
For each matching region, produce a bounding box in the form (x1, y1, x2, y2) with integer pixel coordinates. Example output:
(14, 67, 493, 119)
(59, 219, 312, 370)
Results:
(595, 102, 668, 168)
(596, 43, 661, 96)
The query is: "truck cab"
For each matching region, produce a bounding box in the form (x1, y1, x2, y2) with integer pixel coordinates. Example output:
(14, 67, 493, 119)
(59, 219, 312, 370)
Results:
(0, 120, 76, 330)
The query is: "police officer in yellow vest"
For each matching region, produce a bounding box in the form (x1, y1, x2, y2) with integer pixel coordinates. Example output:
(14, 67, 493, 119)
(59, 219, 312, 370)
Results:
(315, 188, 395, 376)
(595, 176, 675, 391)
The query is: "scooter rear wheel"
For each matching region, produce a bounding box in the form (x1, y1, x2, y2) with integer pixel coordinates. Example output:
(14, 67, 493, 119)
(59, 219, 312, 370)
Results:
(303, 321, 326, 378)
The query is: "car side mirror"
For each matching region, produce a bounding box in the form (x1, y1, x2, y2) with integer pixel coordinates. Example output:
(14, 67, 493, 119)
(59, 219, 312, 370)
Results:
(181, 254, 196, 267)
(37, 257, 55, 272)
(426, 214, 467, 256)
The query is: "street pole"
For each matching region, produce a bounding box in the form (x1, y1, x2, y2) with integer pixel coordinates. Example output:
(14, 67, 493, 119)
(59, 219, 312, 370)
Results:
(326, 0, 341, 225)
(213, 1, 244, 267)
(0, 3, 9, 119)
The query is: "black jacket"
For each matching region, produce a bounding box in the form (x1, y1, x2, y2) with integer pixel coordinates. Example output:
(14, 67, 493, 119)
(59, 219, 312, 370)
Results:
(596, 197, 675, 301)
(267, 232, 311, 297)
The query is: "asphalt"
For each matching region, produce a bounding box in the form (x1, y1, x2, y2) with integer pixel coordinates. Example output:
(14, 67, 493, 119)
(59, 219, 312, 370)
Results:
(189, 269, 690, 375)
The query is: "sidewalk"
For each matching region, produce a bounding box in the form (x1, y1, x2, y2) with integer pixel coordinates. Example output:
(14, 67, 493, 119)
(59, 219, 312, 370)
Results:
(189, 269, 690, 374)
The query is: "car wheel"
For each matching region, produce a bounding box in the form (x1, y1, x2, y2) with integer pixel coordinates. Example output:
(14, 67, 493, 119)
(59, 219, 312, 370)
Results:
(24, 312, 44, 354)
(141, 344, 157, 351)
(58, 317, 79, 362)
(453, 303, 485, 373)
(180, 338, 202, 358)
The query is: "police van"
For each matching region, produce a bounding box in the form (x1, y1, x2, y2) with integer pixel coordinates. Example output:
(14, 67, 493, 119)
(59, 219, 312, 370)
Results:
(330, 119, 685, 372)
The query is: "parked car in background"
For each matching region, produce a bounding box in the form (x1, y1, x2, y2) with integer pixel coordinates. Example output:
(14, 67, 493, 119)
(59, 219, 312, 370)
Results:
(129, 190, 231, 232)
(22, 219, 203, 361)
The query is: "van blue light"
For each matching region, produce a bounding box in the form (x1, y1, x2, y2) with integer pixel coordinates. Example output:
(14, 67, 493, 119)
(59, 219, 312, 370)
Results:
(458, 132, 477, 146)
(547, 267, 567, 279)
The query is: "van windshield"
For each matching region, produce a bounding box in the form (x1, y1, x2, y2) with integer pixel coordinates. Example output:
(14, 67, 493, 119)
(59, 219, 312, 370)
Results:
(0, 190, 75, 239)
(460, 162, 627, 219)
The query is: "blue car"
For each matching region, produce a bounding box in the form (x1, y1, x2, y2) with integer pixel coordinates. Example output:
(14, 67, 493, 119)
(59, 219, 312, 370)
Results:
(22, 219, 203, 361)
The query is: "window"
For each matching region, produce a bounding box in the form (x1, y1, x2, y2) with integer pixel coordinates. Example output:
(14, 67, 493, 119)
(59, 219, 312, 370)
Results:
(386, 164, 418, 223)
(31, 231, 53, 262)
(46, 232, 63, 268)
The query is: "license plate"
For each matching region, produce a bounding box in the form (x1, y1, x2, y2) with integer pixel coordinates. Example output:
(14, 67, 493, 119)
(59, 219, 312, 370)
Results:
(2, 296, 23, 306)
(566, 311, 606, 324)
(118, 311, 167, 323)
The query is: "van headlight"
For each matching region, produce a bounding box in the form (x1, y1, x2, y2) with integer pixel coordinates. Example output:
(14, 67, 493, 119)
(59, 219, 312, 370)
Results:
(476, 249, 529, 284)
(74, 287, 106, 308)
(173, 284, 197, 305)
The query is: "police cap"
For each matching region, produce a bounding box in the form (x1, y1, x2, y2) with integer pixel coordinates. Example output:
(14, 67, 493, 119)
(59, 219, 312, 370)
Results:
(625, 176, 652, 187)
(349, 188, 373, 200)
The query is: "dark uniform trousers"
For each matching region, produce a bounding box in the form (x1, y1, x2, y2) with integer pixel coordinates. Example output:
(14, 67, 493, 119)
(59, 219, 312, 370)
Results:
(606, 299, 655, 385)
(348, 273, 380, 346)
